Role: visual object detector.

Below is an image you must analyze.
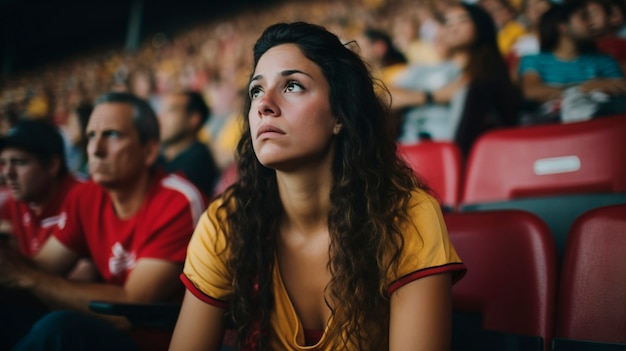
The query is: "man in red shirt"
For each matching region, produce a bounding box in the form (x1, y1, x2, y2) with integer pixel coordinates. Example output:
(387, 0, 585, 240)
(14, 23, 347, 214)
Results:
(0, 93, 207, 351)
(0, 119, 95, 346)
(0, 119, 81, 259)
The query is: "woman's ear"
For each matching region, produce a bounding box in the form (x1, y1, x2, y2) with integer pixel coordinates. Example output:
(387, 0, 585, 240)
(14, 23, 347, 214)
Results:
(333, 120, 343, 135)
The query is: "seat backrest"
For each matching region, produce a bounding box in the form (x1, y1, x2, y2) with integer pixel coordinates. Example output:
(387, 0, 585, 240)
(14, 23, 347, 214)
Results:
(460, 115, 626, 204)
(445, 210, 558, 350)
(397, 141, 462, 209)
(555, 204, 626, 344)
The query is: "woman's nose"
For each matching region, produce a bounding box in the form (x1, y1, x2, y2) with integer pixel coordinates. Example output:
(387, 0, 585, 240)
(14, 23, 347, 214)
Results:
(256, 90, 280, 118)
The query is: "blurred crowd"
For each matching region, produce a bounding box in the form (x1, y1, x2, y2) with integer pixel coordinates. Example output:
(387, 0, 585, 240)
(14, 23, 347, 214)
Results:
(1, 0, 625, 183)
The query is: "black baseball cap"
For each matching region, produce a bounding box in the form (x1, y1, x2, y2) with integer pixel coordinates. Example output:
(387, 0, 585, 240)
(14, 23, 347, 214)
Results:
(0, 119, 66, 162)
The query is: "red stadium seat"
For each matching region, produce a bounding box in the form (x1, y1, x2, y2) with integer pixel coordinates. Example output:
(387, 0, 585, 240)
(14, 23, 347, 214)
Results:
(461, 115, 626, 203)
(445, 210, 558, 351)
(397, 141, 463, 210)
(552, 204, 626, 350)
(459, 115, 626, 259)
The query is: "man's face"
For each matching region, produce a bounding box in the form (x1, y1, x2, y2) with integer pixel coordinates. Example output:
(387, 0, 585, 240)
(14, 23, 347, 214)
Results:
(586, 2, 610, 37)
(567, 8, 593, 42)
(86, 102, 153, 189)
(157, 94, 191, 146)
(0, 148, 55, 203)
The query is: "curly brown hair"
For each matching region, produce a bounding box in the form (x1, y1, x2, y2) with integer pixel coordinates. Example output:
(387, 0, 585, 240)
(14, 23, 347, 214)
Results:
(217, 22, 426, 350)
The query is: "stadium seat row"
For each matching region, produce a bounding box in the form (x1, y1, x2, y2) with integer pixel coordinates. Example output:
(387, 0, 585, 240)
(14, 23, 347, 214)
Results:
(447, 204, 626, 351)
(398, 114, 626, 259)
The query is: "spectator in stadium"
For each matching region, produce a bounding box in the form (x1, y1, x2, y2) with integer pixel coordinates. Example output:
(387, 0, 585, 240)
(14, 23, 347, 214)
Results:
(391, 4, 520, 155)
(511, 0, 553, 59)
(0, 119, 87, 265)
(390, 4, 442, 65)
(169, 22, 466, 351)
(479, 0, 528, 57)
(0, 92, 207, 351)
(156, 91, 220, 198)
(391, 21, 466, 144)
(63, 102, 93, 179)
(200, 78, 245, 172)
(586, 0, 626, 74)
(518, 1, 626, 123)
(357, 28, 408, 86)
(608, 0, 626, 38)
(129, 67, 161, 113)
(0, 119, 97, 347)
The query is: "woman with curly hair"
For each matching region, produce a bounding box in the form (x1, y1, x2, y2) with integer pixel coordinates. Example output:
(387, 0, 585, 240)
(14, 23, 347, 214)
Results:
(169, 22, 466, 351)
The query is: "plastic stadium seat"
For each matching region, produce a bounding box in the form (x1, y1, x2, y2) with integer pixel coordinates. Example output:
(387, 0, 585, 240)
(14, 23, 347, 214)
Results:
(397, 141, 463, 210)
(445, 210, 558, 351)
(461, 115, 626, 203)
(459, 115, 626, 259)
(552, 204, 626, 351)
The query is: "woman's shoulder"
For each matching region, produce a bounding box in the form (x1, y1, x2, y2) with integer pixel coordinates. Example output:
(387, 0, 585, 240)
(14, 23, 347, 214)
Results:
(407, 188, 443, 215)
(204, 195, 234, 225)
(189, 196, 231, 255)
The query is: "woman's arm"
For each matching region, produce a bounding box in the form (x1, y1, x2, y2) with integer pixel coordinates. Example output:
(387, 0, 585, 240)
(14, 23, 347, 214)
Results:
(389, 76, 468, 111)
(169, 289, 226, 351)
(388, 86, 427, 110)
(389, 273, 453, 351)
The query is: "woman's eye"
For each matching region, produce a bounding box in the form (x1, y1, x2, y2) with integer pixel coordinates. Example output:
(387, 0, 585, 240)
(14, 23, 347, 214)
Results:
(249, 86, 263, 99)
(285, 80, 304, 93)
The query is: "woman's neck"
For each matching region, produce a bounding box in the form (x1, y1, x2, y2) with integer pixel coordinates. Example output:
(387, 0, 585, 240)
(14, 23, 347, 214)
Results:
(450, 50, 470, 71)
(276, 165, 333, 238)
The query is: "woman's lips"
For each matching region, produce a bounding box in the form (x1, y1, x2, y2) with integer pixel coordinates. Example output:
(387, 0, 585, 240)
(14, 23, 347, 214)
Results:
(256, 124, 285, 138)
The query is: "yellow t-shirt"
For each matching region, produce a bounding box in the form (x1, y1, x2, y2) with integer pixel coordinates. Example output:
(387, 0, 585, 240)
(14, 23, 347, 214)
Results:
(182, 189, 465, 350)
(498, 20, 527, 56)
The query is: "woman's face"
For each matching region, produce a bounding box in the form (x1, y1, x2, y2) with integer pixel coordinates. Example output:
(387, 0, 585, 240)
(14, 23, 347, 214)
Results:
(442, 6, 476, 51)
(248, 43, 341, 171)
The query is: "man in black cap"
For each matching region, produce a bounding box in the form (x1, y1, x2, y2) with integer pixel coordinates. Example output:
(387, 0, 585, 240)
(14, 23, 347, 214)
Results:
(0, 119, 87, 264)
(0, 118, 96, 347)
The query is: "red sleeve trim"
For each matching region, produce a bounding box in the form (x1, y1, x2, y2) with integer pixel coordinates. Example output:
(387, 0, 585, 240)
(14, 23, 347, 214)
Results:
(387, 262, 467, 296)
(180, 273, 229, 309)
